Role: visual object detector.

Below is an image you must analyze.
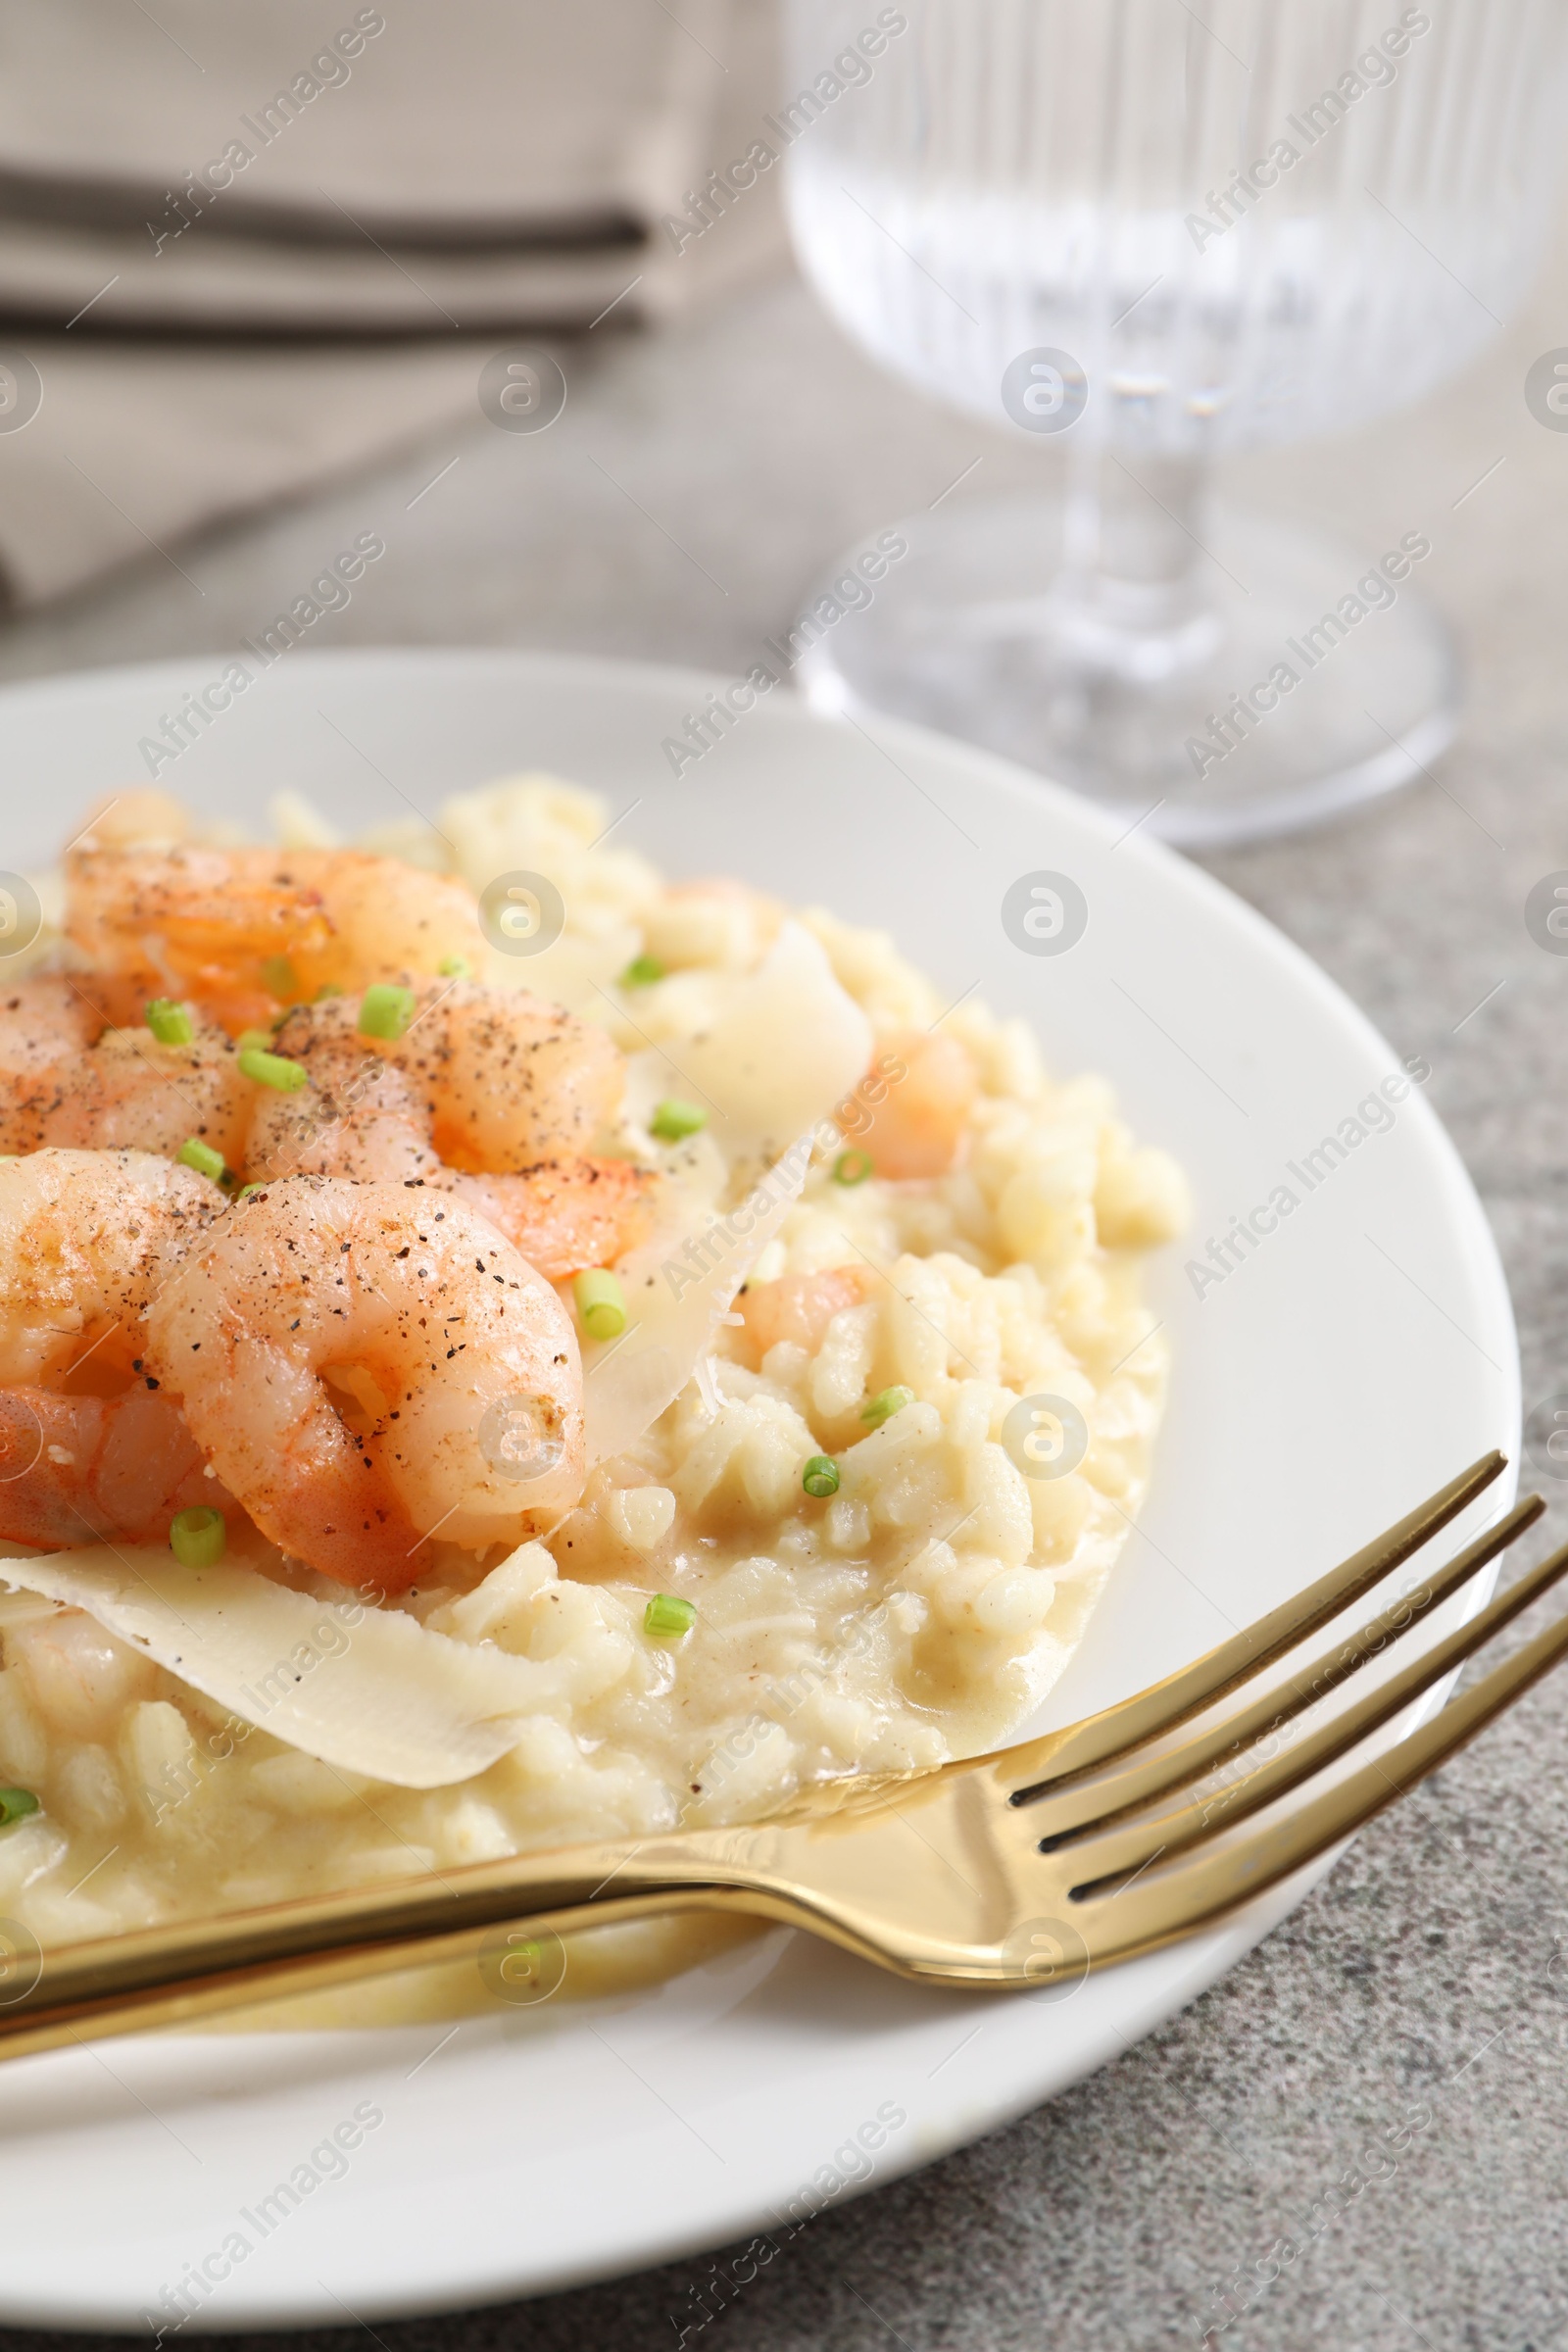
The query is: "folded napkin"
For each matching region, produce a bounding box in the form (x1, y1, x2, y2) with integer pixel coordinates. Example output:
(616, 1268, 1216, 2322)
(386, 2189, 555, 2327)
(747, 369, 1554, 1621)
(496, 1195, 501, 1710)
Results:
(0, 0, 784, 607)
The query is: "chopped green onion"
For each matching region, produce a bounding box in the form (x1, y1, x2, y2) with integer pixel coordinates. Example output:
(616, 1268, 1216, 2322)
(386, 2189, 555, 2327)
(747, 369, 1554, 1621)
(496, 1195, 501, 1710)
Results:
(0, 1788, 38, 1828)
(237, 1183, 266, 1200)
(802, 1454, 840, 1498)
(650, 1099, 707, 1143)
(238, 1047, 309, 1093)
(574, 1268, 626, 1342)
(861, 1385, 914, 1428)
(833, 1148, 874, 1186)
(359, 983, 416, 1041)
(235, 1028, 272, 1055)
(437, 956, 471, 980)
(261, 955, 298, 999)
(644, 1592, 695, 1639)
(170, 1506, 226, 1568)
(618, 954, 666, 988)
(314, 982, 345, 1001)
(176, 1138, 228, 1186)
(144, 999, 194, 1047)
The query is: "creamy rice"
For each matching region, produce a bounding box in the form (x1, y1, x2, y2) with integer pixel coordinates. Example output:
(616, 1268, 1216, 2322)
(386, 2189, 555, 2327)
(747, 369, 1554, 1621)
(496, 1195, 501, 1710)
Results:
(0, 778, 1187, 2014)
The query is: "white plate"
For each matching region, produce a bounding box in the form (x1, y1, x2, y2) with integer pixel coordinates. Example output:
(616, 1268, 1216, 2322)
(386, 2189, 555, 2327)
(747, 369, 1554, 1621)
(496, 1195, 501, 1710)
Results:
(0, 651, 1518, 2330)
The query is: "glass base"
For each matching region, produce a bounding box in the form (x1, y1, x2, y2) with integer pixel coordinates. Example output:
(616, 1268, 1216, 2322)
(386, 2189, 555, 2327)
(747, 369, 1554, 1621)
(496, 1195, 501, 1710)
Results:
(794, 498, 1461, 849)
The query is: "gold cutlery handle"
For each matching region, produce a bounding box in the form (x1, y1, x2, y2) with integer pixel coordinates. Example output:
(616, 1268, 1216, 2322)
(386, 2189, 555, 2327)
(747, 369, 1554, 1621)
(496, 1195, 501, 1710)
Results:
(0, 1841, 766, 2062)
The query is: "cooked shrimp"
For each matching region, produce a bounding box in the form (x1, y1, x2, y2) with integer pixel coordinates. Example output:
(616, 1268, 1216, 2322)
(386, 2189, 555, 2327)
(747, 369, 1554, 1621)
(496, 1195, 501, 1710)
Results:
(0, 1150, 230, 1549)
(286, 855, 486, 999)
(448, 1161, 654, 1283)
(272, 981, 624, 1166)
(247, 1014, 654, 1278)
(854, 1031, 976, 1180)
(0, 1148, 222, 1386)
(738, 1264, 873, 1358)
(0, 983, 251, 1163)
(51, 1024, 252, 1164)
(65, 843, 484, 1035)
(66, 843, 331, 1034)
(0, 1387, 234, 1547)
(0, 974, 103, 1135)
(0, 973, 99, 1070)
(247, 1044, 433, 1184)
(74, 787, 190, 850)
(146, 1177, 585, 1590)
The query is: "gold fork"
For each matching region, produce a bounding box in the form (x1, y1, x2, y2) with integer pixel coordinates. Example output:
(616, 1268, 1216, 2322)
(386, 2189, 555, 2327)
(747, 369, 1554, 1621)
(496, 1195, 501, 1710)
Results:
(0, 1449, 1562, 2061)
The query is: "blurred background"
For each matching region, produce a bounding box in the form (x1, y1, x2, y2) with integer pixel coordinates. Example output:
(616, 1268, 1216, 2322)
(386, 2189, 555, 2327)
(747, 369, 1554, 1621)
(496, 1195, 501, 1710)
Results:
(0, 0, 1559, 871)
(3, 4, 1568, 2347)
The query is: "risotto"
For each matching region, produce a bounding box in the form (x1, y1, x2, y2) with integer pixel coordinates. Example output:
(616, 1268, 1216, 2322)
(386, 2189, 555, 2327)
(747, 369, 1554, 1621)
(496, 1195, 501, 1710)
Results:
(0, 776, 1187, 2018)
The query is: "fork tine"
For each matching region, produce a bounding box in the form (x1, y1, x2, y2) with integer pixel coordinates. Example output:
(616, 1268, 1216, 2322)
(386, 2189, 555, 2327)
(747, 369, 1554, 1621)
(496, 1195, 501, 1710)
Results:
(1005, 1449, 1507, 1803)
(1065, 1533, 1568, 1895)
(1029, 1493, 1544, 1847)
(1064, 1586, 1568, 1976)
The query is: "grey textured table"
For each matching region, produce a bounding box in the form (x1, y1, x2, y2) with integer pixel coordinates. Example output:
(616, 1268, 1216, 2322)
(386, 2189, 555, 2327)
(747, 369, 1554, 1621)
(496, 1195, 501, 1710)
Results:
(3, 215, 1568, 2352)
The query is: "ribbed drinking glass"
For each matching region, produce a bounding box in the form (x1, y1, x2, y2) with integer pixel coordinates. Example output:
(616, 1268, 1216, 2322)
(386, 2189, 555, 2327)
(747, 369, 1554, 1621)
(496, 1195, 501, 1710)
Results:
(784, 0, 1568, 843)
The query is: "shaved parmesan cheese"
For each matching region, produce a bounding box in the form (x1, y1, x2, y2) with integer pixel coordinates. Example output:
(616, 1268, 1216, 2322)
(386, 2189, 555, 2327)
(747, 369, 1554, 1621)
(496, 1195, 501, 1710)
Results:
(0, 1548, 556, 1789)
(585, 1131, 814, 1467)
(587, 929, 872, 1462)
(625, 921, 873, 1161)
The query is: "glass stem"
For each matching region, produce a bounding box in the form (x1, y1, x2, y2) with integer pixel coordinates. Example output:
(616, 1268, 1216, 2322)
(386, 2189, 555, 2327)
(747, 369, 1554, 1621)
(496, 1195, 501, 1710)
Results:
(1050, 446, 1223, 684)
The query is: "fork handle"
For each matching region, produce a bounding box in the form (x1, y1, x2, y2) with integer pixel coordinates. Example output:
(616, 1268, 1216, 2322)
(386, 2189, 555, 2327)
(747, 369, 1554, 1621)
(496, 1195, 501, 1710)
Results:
(0, 1838, 787, 2065)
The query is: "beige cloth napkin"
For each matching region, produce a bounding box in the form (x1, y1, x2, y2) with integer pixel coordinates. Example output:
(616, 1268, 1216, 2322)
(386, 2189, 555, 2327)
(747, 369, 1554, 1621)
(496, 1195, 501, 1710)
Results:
(0, 0, 784, 607)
